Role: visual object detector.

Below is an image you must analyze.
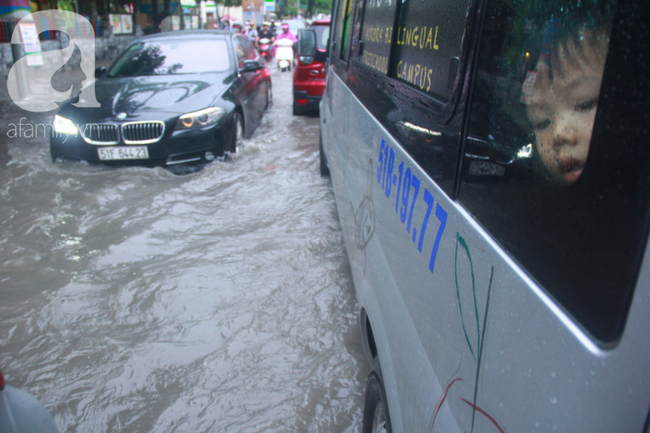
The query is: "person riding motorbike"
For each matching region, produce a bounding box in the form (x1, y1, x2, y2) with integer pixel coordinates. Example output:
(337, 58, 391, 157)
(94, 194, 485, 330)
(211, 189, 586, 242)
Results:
(272, 22, 297, 58)
(244, 21, 258, 43)
(256, 22, 275, 45)
(231, 21, 244, 33)
(276, 22, 297, 43)
(256, 22, 275, 61)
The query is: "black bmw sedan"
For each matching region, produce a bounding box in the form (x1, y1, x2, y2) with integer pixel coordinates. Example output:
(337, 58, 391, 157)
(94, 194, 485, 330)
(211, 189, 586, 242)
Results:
(50, 30, 272, 167)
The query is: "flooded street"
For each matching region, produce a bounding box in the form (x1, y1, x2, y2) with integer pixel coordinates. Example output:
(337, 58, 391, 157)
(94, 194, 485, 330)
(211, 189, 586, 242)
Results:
(0, 66, 367, 432)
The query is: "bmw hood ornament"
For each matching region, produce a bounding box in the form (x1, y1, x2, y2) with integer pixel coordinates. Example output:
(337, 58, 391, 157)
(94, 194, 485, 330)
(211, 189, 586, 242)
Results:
(116, 112, 127, 121)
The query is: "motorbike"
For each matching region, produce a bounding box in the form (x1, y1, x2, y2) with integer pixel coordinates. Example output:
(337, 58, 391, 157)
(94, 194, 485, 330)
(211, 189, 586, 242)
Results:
(274, 38, 295, 72)
(258, 38, 272, 63)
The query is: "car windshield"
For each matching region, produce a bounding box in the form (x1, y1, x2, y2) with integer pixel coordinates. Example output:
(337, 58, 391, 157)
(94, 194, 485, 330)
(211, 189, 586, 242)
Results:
(108, 38, 231, 77)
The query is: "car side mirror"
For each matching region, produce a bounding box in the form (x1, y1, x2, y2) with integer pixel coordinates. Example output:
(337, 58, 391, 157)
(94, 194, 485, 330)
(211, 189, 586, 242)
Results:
(298, 29, 317, 60)
(241, 59, 263, 73)
(95, 66, 106, 79)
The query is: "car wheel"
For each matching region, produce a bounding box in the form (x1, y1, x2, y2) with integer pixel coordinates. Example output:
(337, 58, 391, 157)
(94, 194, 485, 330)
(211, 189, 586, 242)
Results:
(293, 103, 299, 116)
(231, 112, 243, 153)
(362, 362, 392, 433)
(265, 82, 272, 109)
(50, 145, 62, 162)
(319, 135, 330, 176)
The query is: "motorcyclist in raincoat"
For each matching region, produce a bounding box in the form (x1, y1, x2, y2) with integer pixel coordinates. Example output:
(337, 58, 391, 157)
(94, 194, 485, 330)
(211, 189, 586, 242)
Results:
(272, 23, 297, 58)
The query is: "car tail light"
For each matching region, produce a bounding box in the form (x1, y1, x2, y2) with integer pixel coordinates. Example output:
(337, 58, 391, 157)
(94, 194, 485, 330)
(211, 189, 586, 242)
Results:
(296, 99, 308, 105)
(0, 370, 5, 391)
(263, 68, 271, 78)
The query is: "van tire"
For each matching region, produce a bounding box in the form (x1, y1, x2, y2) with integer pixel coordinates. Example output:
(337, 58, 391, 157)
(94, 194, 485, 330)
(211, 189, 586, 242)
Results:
(362, 362, 392, 433)
(319, 136, 330, 176)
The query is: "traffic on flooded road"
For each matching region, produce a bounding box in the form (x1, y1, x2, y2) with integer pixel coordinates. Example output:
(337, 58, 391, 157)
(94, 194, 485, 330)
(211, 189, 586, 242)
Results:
(0, 63, 367, 432)
(4, 2, 650, 432)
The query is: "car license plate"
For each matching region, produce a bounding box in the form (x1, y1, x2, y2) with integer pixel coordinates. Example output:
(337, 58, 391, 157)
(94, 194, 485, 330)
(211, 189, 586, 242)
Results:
(98, 146, 149, 160)
(469, 160, 505, 177)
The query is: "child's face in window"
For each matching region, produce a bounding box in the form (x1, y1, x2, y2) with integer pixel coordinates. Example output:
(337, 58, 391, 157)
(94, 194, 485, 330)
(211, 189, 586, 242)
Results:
(526, 35, 608, 184)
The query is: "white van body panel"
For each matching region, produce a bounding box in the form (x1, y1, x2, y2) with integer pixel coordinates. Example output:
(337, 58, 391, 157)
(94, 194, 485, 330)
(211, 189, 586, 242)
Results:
(321, 70, 650, 432)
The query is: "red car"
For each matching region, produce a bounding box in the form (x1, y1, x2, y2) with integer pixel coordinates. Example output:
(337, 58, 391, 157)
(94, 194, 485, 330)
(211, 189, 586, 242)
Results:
(293, 18, 331, 115)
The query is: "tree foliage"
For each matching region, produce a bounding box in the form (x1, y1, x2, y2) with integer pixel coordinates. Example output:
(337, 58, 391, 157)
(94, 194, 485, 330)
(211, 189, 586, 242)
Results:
(307, 0, 332, 16)
(277, 0, 331, 19)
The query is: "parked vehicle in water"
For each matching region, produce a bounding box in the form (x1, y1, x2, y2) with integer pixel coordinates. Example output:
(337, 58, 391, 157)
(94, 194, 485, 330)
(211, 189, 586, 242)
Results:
(293, 17, 330, 115)
(320, 0, 650, 431)
(50, 30, 272, 167)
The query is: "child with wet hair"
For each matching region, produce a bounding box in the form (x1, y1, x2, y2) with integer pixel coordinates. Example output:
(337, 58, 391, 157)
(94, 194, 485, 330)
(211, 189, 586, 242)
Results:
(525, 10, 611, 184)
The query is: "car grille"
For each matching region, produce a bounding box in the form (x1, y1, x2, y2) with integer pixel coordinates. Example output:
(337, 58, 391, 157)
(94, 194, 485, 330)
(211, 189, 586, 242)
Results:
(465, 137, 491, 159)
(122, 122, 165, 144)
(81, 124, 119, 144)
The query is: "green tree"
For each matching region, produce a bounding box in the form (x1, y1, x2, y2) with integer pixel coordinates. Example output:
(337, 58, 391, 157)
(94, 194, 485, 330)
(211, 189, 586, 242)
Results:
(307, 0, 332, 17)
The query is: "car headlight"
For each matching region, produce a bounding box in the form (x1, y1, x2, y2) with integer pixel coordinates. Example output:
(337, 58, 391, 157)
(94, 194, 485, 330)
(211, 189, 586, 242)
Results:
(517, 143, 533, 158)
(53, 115, 78, 135)
(176, 107, 227, 130)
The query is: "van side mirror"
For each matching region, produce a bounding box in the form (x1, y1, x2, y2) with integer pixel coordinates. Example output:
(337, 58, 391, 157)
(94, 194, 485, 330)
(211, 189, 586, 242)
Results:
(297, 29, 317, 64)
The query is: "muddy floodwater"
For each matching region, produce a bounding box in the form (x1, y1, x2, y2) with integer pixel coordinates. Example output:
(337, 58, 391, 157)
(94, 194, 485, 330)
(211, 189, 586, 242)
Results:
(0, 67, 368, 432)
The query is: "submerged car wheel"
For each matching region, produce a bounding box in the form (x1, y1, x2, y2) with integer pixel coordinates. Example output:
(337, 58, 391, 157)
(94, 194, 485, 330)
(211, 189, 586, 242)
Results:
(231, 112, 243, 153)
(362, 363, 392, 433)
(266, 82, 272, 109)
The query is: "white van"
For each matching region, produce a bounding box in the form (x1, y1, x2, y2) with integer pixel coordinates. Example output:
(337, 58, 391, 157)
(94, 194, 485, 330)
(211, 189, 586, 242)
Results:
(318, 0, 650, 431)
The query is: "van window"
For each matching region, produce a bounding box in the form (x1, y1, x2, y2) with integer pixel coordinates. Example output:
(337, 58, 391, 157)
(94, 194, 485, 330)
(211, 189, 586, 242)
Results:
(458, 0, 648, 342)
(334, 0, 355, 62)
(358, 0, 397, 74)
(391, 0, 469, 100)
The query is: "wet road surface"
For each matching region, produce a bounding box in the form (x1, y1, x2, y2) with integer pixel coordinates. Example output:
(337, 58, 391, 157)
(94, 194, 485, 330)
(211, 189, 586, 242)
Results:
(0, 64, 368, 432)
